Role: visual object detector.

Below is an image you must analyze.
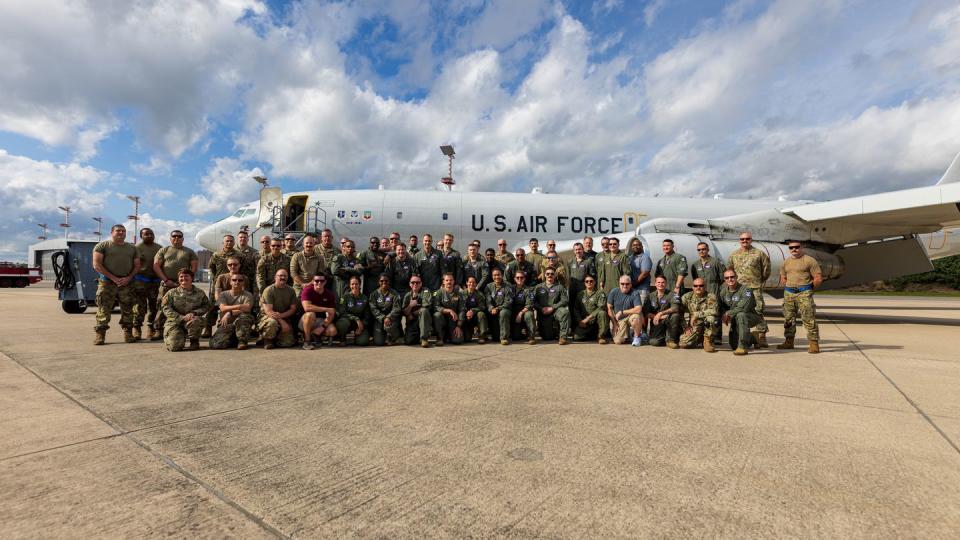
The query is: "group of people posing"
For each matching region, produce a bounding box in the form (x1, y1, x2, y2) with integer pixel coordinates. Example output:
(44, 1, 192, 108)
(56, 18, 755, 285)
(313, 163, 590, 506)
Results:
(90, 225, 823, 355)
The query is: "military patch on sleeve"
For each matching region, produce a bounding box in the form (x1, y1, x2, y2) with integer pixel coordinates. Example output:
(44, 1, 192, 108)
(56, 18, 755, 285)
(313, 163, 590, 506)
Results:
(745, 291, 752, 297)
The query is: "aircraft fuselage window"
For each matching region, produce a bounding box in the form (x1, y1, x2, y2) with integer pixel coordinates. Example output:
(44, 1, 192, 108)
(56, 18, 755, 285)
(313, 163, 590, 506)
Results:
(232, 208, 246, 218)
(397, 212, 403, 219)
(442, 213, 448, 220)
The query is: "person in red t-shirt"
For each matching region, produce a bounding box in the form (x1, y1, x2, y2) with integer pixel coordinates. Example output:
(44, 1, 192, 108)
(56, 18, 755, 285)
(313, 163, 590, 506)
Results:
(301, 272, 337, 349)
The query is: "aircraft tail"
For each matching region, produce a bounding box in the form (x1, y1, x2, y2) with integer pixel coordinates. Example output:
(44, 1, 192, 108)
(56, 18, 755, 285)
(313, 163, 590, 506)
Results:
(936, 151, 960, 185)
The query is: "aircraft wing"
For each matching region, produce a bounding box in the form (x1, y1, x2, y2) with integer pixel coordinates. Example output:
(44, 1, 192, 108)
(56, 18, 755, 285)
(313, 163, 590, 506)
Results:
(779, 182, 960, 244)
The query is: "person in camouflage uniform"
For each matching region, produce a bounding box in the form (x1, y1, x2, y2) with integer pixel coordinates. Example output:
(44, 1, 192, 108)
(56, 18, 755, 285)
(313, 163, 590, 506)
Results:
(282, 234, 299, 259)
(235, 231, 259, 292)
(720, 270, 761, 355)
(534, 267, 570, 344)
(415, 234, 443, 291)
(92, 224, 141, 345)
(315, 228, 339, 262)
(204, 234, 241, 337)
(727, 232, 771, 347)
(402, 275, 433, 347)
(645, 276, 682, 348)
(461, 244, 488, 289)
(510, 271, 537, 344)
(258, 269, 298, 349)
(596, 237, 630, 294)
(370, 273, 402, 346)
(573, 275, 609, 343)
(152, 230, 198, 340)
(494, 238, 515, 266)
(432, 273, 465, 345)
(679, 278, 718, 352)
(210, 274, 255, 350)
(387, 244, 419, 298)
(162, 269, 212, 352)
(359, 236, 386, 296)
(691, 242, 725, 345)
(258, 235, 271, 257)
(335, 276, 371, 346)
(132, 227, 162, 340)
(777, 241, 823, 354)
(485, 267, 514, 345)
(330, 239, 364, 300)
(461, 276, 489, 344)
(256, 238, 291, 294)
(655, 238, 688, 297)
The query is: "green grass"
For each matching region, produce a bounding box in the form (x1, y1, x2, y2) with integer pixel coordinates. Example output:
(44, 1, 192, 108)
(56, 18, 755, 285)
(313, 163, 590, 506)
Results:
(818, 290, 960, 297)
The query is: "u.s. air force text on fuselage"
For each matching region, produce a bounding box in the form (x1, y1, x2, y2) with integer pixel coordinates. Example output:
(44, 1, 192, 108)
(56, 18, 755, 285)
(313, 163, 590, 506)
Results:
(469, 214, 624, 235)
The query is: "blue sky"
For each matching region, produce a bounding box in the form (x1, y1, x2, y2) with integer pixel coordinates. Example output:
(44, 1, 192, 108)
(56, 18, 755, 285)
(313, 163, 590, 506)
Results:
(1, 0, 959, 260)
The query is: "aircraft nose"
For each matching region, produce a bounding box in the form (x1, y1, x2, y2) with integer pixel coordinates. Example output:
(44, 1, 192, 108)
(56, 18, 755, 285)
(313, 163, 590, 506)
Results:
(195, 223, 217, 251)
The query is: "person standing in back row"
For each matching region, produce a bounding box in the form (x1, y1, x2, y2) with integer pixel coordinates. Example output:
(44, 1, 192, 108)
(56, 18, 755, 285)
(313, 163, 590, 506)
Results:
(727, 232, 771, 348)
(777, 241, 823, 354)
(133, 227, 162, 341)
(92, 224, 141, 345)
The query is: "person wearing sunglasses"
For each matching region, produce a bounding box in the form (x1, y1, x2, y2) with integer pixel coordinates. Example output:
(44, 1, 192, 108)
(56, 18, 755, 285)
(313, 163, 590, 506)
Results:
(607, 275, 645, 346)
(506, 248, 537, 286)
(290, 234, 325, 297)
(679, 278, 718, 353)
(369, 273, 402, 346)
(727, 232, 771, 348)
(777, 241, 823, 354)
(494, 238, 515, 266)
(690, 242, 726, 345)
(152, 230, 198, 340)
(402, 275, 433, 347)
(573, 275, 609, 344)
(258, 268, 298, 349)
(256, 238, 291, 295)
(92, 224, 141, 345)
(213, 257, 251, 303)
(258, 235, 272, 257)
(509, 271, 537, 344)
(161, 268, 211, 352)
(300, 272, 337, 349)
(534, 268, 570, 345)
(210, 274, 255, 350)
(720, 270, 762, 356)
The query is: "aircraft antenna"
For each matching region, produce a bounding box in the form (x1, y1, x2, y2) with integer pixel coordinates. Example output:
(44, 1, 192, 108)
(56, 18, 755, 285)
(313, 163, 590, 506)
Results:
(440, 145, 455, 190)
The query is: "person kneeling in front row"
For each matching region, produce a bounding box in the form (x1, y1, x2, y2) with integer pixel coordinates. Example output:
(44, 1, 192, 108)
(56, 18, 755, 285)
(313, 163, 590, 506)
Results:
(162, 268, 211, 352)
(210, 274, 255, 350)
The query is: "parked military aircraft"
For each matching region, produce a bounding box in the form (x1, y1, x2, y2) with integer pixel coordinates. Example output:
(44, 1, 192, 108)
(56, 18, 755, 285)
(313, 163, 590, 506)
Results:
(196, 153, 960, 291)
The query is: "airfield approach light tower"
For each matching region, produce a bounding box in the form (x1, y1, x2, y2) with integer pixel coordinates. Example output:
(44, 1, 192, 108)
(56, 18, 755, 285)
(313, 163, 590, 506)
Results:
(126, 195, 141, 243)
(37, 223, 48, 241)
(92, 217, 103, 239)
(57, 206, 71, 240)
(440, 145, 455, 191)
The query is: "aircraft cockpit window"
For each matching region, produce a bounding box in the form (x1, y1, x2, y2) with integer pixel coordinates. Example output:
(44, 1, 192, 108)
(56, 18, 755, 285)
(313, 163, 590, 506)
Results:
(231, 208, 246, 218)
(243, 208, 257, 217)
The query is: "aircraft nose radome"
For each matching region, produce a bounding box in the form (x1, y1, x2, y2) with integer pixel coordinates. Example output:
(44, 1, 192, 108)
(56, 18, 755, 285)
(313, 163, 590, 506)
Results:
(196, 224, 216, 251)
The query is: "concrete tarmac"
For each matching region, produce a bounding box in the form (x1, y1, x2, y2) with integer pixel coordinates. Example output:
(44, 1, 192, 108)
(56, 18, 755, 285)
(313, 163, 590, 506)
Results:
(1, 284, 959, 538)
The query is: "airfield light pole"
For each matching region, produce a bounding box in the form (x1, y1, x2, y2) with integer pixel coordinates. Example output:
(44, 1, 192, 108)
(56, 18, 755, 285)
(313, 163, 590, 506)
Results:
(126, 195, 141, 244)
(92, 217, 103, 239)
(440, 145, 455, 191)
(37, 223, 48, 241)
(57, 206, 71, 240)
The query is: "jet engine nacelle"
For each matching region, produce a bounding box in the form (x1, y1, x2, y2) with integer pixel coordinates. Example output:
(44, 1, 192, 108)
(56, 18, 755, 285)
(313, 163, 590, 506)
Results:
(635, 233, 844, 289)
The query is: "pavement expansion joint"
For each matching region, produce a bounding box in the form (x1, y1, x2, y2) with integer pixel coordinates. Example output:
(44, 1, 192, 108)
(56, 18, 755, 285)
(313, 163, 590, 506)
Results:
(827, 318, 960, 456)
(509, 355, 918, 416)
(4, 351, 291, 540)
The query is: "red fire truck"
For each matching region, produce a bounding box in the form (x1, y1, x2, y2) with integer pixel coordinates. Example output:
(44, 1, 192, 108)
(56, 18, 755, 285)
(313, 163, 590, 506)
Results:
(0, 262, 42, 288)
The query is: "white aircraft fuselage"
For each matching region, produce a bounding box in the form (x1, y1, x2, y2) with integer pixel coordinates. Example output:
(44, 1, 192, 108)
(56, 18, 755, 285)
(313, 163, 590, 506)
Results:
(196, 189, 786, 251)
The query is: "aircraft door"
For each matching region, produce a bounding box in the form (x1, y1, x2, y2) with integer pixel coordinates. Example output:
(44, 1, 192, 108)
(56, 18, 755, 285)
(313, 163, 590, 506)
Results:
(258, 187, 282, 227)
